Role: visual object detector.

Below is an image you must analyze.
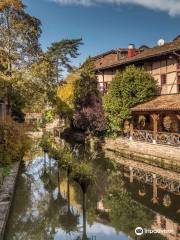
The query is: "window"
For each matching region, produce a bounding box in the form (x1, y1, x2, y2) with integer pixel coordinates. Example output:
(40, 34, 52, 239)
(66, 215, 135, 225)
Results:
(103, 82, 108, 93)
(98, 82, 104, 92)
(118, 51, 128, 60)
(161, 74, 167, 85)
(178, 75, 180, 93)
(177, 60, 180, 69)
(98, 82, 108, 93)
(178, 75, 180, 84)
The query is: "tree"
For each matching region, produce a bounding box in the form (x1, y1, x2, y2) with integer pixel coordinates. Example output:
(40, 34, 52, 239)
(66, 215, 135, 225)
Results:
(74, 58, 106, 134)
(0, 0, 41, 74)
(29, 39, 83, 107)
(0, 0, 42, 118)
(103, 65, 157, 133)
(47, 39, 83, 83)
(57, 72, 79, 122)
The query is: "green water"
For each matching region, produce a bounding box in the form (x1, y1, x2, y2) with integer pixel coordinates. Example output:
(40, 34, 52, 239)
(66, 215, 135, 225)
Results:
(4, 138, 180, 240)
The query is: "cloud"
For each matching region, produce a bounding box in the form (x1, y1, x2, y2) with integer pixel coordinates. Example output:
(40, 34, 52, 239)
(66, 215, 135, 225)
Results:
(51, 0, 180, 16)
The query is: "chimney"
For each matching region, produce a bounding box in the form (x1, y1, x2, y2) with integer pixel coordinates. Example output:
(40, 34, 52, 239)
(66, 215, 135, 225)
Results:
(128, 44, 136, 58)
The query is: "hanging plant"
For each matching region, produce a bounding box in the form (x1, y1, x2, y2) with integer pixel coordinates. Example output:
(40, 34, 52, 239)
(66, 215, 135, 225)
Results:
(163, 116, 172, 132)
(163, 194, 171, 207)
(138, 115, 146, 128)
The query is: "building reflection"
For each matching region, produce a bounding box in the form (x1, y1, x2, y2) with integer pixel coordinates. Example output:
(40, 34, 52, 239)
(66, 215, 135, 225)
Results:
(123, 164, 180, 240)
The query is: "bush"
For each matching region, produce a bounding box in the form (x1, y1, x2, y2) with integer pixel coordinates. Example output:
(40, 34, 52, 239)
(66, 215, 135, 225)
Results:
(43, 108, 56, 124)
(0, 118, 31, 164)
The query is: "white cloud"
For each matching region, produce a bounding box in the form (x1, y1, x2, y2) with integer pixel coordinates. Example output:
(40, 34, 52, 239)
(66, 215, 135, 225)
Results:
(51, 0, 180, 16)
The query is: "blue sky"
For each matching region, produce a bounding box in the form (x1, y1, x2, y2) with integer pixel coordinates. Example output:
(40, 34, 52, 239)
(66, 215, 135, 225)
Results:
(24, 0, 180, 67)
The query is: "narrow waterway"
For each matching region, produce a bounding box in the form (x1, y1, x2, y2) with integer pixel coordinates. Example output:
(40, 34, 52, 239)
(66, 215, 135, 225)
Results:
(4, 137, 180, 240)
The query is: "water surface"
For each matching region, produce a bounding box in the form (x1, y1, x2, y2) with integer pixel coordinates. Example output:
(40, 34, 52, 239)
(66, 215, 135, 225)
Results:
(5, 139, 180, 240)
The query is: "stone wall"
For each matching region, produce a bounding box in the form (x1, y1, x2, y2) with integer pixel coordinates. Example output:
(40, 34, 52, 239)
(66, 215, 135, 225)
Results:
(0, 161, 21, 239)
(103, 137, 180, 172)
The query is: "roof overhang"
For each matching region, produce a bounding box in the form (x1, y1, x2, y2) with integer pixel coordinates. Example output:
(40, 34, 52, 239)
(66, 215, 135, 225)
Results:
(131, 94, 180, 112)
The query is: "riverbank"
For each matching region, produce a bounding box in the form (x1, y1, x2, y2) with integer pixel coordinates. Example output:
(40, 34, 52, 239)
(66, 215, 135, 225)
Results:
(0, 161, 21, 239)
(102, 137, 180, 173)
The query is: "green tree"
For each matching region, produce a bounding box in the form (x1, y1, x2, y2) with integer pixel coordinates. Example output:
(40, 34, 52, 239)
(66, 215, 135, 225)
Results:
(0, 0, 42, 119)
(47, 39, 83, 83)
(29, 39, 83, 107)
(103, 65, 157, 133)
(0, 0, 41, 74)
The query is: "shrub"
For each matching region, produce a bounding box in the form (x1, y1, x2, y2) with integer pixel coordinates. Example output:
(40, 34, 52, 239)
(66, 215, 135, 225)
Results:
(43, 108, 56, 124)
(0, 118, 31, 164)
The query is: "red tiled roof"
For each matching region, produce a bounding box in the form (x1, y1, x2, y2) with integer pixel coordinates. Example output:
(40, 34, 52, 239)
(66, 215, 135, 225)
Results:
(131, 94, 180, 112)
(95, 38, 180, 70)
(92, 50, 117, 60)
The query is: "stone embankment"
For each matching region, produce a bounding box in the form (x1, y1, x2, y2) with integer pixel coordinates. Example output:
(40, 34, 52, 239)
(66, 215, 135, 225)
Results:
(0, 162, 21, 240)
(103, 137, 180, 172)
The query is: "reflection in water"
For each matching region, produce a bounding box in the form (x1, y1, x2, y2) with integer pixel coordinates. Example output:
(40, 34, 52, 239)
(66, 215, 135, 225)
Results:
(5, 139, 180, 240)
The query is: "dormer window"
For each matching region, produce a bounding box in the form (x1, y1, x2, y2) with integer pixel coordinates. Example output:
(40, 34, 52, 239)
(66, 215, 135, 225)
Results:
(161, 74, 167, 85)
(118, 51, 128, 60)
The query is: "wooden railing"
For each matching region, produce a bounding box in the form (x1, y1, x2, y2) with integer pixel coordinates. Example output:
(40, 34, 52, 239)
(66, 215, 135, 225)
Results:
(132, 130, 154, 143)
(131, 130, 180, 147)
(156, 132, 180, 146)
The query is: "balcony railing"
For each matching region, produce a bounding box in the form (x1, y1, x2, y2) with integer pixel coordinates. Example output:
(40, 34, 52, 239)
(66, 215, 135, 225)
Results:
(132, 130, 154, 143)
(131, 130, 180, 147)
(156, 132, 180, 146)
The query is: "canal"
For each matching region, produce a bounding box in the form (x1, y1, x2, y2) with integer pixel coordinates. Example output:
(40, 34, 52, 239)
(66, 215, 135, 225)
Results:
(4, 137, 180, 240)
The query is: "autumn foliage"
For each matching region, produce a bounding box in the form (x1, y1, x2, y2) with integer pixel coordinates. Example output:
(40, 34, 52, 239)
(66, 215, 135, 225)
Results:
(73, 59, 106, 134)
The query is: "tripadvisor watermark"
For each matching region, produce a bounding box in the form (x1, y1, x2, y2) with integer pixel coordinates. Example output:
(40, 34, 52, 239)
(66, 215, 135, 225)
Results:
(135, 227, 174, 236)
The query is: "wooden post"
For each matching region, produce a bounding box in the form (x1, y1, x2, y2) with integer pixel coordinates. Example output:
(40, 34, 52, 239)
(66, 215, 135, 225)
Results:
(176, 114, 180, 121)
(151, 114, 159, 144)
(152, 173, 158, 204)
(129, 118, 134, 141)
(129, 166, 133, 183)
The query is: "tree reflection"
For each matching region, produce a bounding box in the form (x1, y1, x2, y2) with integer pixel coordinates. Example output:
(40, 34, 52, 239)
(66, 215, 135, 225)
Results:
(59, 174, 80, 235)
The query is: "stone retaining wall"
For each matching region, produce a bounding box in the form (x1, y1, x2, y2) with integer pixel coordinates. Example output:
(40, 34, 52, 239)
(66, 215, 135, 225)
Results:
(0, 161, 21, 239)
(103, 137, 180, 172)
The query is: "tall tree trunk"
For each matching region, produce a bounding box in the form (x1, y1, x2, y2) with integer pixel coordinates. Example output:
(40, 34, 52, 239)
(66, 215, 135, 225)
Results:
(82, 191, 87, 240)
(67, 173, 70, 212)
(5, 10, 12, 114)
(57, 163, 61, 196)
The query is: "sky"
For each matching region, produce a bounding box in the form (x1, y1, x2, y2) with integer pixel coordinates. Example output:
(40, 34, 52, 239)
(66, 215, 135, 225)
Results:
(24, 0, 180, 67)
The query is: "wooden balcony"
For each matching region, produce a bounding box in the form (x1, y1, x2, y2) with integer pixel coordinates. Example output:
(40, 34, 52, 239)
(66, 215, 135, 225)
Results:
(131, 130, 180, 147)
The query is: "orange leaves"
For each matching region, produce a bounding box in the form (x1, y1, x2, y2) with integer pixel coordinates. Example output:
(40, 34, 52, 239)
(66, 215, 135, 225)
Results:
(0, 0, 23, 11)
